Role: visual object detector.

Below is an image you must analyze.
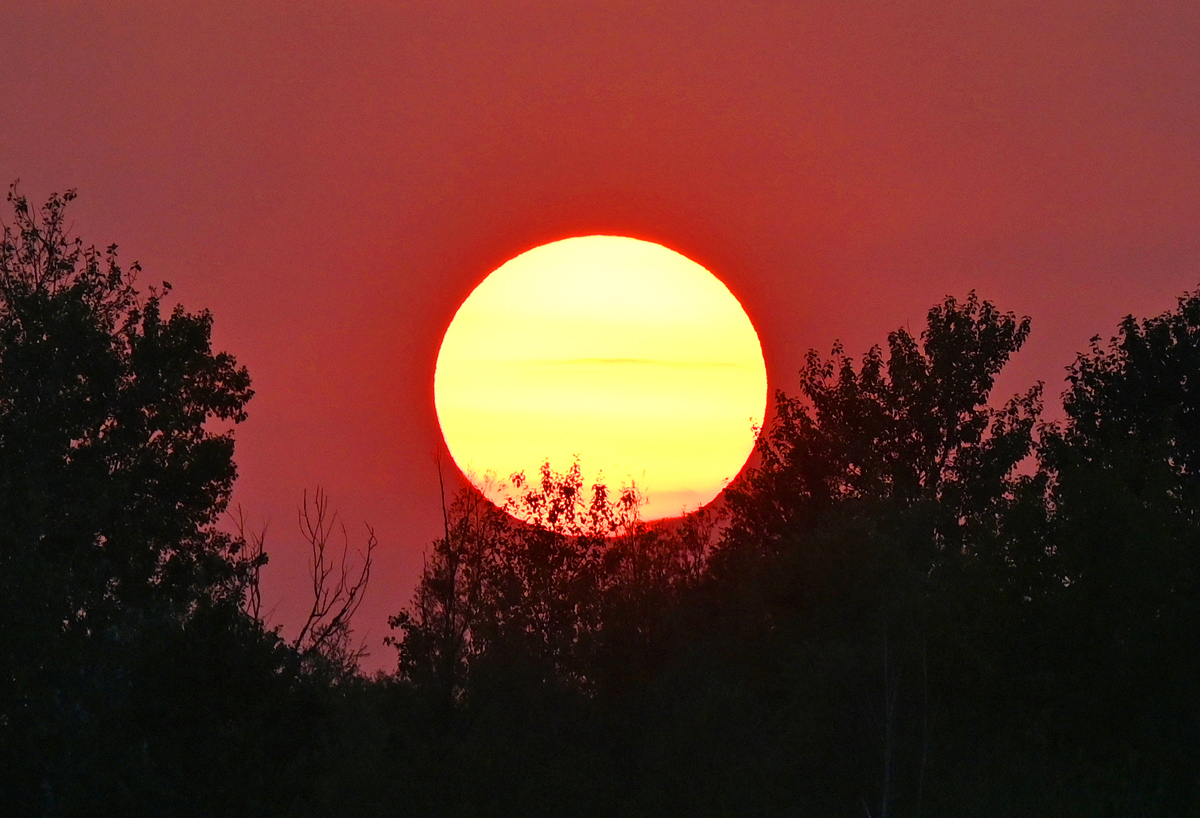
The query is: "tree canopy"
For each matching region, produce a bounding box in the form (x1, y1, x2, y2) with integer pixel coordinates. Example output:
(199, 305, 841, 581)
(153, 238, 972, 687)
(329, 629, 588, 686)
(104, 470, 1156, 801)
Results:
(4, 185, 1199, 816)
(0, 186, 254, 629)
(0, 187, 268, 815)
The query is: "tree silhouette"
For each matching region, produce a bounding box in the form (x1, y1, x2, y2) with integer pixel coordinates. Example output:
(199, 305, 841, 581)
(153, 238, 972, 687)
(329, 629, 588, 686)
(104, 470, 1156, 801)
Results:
(1040, 287, 1200, 811)
(6, 180, 1198, 816)
(0, 186, 255, 624)
(393, 461, 640, 696)
(724, 292, 1046, 586)
(391, 458, 719, 704)
(292, 487, 377, 679)
(0, 186, 263, 814)
(690, 293, 1060, 813)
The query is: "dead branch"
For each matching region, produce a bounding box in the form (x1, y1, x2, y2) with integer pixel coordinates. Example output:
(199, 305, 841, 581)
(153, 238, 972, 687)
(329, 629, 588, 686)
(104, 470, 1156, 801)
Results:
(293, 488, 376, 668)
(227, 504, 267, 623)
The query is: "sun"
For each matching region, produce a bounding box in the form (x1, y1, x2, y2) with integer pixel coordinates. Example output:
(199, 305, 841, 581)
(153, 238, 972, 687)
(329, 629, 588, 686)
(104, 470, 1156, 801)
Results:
(434, 235, 766, 521)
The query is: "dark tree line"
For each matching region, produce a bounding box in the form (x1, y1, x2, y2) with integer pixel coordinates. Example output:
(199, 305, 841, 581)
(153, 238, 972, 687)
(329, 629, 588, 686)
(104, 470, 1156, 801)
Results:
(0, 188, 373, 816)
(2, 188, 1198, 816)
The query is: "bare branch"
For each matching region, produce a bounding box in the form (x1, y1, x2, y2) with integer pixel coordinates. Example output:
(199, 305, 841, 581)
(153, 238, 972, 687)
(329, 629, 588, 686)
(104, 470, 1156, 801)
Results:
(226, 504, 267, 624)
(292, 488, 376, 675)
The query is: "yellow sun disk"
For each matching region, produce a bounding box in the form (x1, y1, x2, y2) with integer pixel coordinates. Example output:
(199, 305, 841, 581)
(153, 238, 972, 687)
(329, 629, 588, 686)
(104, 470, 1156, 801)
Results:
(434, 236, 766, 520)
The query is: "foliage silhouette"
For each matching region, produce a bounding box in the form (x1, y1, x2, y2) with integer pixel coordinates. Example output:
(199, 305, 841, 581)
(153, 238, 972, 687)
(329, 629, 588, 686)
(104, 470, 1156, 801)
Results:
(0, 187, 371, 817)
(3, 184, 1198, 816)
(391, 460, 711, 701)
(377, 289, 1200, 816)
(0, 186, 256, 623)
(724, 292, 1042, 560)
(1039, 289, 1200, 812)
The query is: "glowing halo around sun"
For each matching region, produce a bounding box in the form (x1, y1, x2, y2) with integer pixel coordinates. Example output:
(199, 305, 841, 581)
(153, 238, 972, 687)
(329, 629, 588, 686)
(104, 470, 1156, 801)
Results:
(434, 235, 767, 521)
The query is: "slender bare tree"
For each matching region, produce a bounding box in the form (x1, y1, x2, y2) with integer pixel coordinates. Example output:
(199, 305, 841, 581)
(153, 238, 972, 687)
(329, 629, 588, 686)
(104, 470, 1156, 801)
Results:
(292, 488, 376, 675)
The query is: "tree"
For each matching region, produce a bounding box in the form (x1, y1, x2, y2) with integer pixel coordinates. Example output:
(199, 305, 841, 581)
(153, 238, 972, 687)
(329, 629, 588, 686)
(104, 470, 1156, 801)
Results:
(386, 461, 723, 817)
(704, 293, 1053, 813)
(392, 461, 639, 697)
(0, 185, 259, 813)
(0, 185, 255, 624)
(1045, 287, 1200, 624)
(291, 487, 377, 679)
(723, 292, 1045, 583)
(1048, 287, 1200, 575)
(390, 457, 715, 705)
(1040, 287, 1200, 812)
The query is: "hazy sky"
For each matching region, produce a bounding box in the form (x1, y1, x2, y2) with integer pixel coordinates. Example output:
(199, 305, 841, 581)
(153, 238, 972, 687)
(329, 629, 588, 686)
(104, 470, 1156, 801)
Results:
(4, 1, 1199, 669)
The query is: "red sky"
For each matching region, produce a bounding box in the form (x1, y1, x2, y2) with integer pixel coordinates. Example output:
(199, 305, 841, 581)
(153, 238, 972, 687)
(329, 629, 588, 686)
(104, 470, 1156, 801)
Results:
(4, 1, 1199, 670)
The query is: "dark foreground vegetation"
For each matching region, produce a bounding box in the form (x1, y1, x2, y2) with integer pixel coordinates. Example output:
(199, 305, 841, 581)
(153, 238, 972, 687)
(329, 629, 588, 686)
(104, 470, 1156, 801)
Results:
(2, 188, 1198, 816)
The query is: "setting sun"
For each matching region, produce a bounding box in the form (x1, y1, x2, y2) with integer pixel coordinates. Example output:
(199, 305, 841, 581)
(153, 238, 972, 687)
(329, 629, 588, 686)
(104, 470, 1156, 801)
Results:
(434, 235, 767, 520)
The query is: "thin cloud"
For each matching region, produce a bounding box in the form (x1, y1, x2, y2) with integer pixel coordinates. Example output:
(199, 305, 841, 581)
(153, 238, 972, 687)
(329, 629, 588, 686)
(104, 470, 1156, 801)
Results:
(520, 357, 750, 369)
